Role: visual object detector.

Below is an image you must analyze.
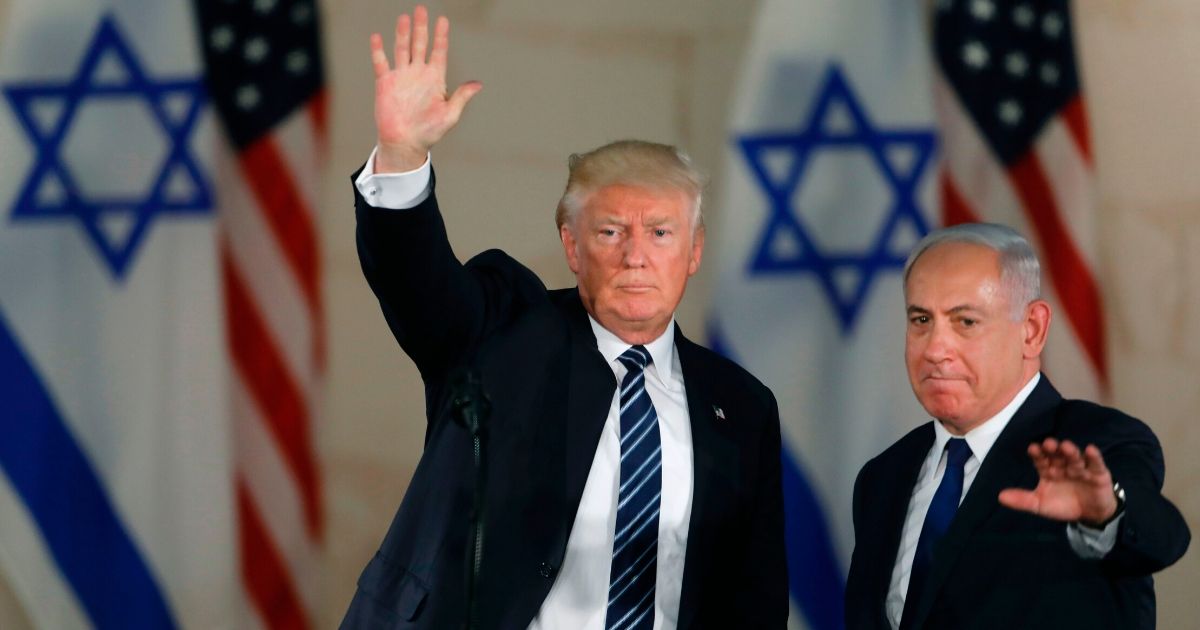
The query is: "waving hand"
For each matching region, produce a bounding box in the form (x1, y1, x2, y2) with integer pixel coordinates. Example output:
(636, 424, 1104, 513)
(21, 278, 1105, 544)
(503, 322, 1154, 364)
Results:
(998, 438, 1119, 527)
(370, 5, 482, 173)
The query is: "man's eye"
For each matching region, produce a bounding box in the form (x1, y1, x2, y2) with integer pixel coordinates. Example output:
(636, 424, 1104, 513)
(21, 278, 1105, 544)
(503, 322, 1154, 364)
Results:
(654, 229, 669, 237)
(600, 229, 617, 237)
(909, 315, 929, 325)
(961, 318, 977, 327)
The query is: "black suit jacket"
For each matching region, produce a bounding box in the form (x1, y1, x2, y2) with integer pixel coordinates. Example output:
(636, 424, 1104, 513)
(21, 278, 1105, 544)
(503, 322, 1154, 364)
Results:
(845, 377, 1190, 630)
(340, 173, 788, 629)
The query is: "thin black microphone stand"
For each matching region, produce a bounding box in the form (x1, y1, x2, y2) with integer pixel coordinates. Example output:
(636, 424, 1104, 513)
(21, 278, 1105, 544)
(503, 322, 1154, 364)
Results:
(451, 370, 491, 630)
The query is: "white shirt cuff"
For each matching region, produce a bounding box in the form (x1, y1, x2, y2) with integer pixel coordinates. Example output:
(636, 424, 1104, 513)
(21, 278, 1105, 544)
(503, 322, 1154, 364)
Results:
(1066, 513, 1123, 559)
(353, 147, 433, 209)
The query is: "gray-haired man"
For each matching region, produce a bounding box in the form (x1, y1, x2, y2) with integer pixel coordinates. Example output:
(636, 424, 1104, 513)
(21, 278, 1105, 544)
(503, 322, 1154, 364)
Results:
(845, 223, 1190, 630)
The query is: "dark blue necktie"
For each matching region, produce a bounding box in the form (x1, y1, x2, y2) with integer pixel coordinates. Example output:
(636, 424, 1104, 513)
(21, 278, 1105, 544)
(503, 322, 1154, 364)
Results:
(901, 437, 972, 628)
(605, 345, 661, 630)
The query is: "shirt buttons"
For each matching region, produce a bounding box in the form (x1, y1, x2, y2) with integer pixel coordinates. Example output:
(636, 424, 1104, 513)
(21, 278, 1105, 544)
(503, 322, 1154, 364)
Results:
(538, 562, 555, 578)
(367, 186, 378, 196)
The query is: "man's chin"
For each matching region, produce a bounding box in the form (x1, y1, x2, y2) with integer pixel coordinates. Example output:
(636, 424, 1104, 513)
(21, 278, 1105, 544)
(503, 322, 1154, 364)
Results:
(597, 304, 669, 333)
(606, 299, 665, 321)
(917, 393, 963, 422)
(614, 310, 664, 328)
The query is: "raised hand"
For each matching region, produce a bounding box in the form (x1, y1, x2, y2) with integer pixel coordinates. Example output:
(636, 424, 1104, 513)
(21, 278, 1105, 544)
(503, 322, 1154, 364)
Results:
(998, 438, 1119, 527)
(370, 5, 482, 173)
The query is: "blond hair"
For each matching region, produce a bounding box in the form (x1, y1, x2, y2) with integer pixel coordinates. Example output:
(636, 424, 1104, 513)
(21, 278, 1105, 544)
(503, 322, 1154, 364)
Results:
(555, 140, 705, 232)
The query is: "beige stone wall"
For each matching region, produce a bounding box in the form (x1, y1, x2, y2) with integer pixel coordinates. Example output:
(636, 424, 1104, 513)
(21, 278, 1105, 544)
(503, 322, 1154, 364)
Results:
(1073, 2, 1200, 627)
(0, 1, 1195, 628)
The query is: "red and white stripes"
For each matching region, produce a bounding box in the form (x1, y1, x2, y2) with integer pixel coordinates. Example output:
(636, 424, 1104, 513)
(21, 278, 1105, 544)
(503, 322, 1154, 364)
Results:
(934, 74, 1107, 401)
(220, 91, 327, 630)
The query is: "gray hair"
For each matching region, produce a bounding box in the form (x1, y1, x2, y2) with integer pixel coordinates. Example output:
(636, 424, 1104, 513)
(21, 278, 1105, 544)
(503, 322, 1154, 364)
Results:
(555, 139, 706, 232)
(903, 223, 1042, 319)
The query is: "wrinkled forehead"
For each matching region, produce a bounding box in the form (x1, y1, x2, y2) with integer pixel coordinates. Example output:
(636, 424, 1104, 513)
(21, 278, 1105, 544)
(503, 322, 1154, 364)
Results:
(581, 183, 694, 221)
(904, 242, 1008, 307)
(907, 242, 1002, 285)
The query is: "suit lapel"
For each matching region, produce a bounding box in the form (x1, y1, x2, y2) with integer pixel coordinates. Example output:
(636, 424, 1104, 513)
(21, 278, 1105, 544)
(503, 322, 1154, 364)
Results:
(876, 426, 934, 618)
(907, 377, 1062, 629)
(673, 329, 741, 629)
(560, 291, 617, 539)
(552, 307, 742, 628)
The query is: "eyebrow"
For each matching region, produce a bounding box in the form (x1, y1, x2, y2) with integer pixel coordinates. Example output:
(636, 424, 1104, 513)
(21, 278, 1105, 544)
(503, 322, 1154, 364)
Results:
(906, 304, 980, 316)
(590, 215, 630, 227)
(592, 215, 680, 227)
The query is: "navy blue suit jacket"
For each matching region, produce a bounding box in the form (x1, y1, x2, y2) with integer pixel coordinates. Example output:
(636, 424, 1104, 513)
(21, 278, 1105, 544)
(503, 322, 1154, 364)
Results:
(340, 171, 788, 629)
(845, 377, 1190, 629)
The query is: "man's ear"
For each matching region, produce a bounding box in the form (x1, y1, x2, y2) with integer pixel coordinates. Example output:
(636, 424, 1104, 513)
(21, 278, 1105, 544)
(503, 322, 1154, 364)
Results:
(1023, 299, 1051, 359)
(560, 224, 580, 274)
(688, 225, 705, 277)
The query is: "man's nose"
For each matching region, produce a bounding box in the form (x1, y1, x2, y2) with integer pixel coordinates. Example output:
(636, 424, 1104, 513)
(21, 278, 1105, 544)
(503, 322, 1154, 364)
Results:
(622, 233, 648, 267)
(923, 322, 954, 362)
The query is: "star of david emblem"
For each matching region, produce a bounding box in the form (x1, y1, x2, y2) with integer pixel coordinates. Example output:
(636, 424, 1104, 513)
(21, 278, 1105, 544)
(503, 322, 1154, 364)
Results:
(737, 65, 936, 333)
(3, 16, 212, 280)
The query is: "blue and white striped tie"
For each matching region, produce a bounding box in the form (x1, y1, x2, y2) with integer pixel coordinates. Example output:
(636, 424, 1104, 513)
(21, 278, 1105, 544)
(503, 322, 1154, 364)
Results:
(606, 345, 661, 630)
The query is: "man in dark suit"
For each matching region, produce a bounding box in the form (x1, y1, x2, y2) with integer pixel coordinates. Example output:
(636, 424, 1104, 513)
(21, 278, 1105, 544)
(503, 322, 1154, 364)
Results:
(340, 6, 787, 629)
(845, 223, 1190, 630)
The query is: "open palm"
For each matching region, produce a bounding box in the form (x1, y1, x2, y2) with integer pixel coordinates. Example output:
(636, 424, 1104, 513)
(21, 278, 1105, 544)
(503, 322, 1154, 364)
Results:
(369, 5, 481, 173)
(998, 438, 1118, 526)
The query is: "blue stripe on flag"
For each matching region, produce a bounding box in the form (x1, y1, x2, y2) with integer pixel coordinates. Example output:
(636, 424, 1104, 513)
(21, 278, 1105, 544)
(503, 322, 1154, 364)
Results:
(0, 308, 177, 629)
(707, 319, 845, 630)
(780, 446, 845, 630)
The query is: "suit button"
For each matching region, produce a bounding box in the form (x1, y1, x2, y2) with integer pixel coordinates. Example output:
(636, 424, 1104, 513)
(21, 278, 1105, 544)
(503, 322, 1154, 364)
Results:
(538, 562, 555, 578)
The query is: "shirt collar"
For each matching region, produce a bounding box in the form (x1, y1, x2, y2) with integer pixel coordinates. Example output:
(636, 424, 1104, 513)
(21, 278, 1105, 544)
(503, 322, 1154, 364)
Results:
(588, 315, 677, 385)
(931, 372, 1041, 463)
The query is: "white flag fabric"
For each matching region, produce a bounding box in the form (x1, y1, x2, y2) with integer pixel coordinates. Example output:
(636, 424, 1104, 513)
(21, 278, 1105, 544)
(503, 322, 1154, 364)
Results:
(708, 0, 937, 627)
(0, 1, 235, 627)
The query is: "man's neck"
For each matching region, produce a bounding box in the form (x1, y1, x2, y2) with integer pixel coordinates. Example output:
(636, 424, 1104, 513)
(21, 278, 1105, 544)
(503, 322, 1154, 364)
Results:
(593, 318, 672, 346)
(589, 315, 675, 349)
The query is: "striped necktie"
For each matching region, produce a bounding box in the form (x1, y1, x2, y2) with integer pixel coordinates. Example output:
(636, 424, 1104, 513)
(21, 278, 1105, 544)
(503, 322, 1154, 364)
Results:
(606, 345, 661, 630)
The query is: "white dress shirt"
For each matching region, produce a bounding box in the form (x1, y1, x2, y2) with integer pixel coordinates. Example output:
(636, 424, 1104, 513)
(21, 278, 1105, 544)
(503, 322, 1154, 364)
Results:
(885, 373, 1122, 629)
(355, 149, 694, 629)
(530, 318, 693, 630)
(354, 147, 432, 209)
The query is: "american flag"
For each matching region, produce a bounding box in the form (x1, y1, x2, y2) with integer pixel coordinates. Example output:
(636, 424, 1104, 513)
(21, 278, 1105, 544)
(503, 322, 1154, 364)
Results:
(195, 1, 327, 628)
(933, 0, 1107, 400)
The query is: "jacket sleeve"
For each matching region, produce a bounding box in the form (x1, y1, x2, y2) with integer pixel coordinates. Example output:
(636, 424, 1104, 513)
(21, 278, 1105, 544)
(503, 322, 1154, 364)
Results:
(844, 459, 882, 630)
(846, 466, 865, 627)
(352, 166, 546, 381)
(737, 389, 789, 628)
(1090, 411, 1192, 577)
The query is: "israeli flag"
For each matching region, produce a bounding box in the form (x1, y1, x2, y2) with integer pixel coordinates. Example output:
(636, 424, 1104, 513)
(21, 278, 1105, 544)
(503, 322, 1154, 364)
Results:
(707, 1, 938, 628)
(0, 1, 234, 627)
